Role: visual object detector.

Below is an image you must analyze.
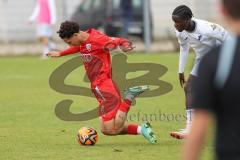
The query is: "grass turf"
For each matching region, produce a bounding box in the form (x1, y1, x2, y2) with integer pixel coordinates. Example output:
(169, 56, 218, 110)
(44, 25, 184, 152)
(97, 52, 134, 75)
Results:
(0, 53, 214, 160)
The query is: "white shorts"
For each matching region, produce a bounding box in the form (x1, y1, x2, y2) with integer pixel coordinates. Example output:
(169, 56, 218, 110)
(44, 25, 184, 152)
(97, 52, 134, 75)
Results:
(190, 58, 201, 76)
(36, 24, 53, 38)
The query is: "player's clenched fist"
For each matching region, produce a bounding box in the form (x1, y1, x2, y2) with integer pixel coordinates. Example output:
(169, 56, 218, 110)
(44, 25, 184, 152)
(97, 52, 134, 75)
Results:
(178, 73, 185, 88)
(120, 42, 135, 52)
(47, 51, 61, 57)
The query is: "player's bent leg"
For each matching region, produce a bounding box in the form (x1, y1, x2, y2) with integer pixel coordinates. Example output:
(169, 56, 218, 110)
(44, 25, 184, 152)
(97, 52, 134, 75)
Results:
(184, 75, 196, 109)
(100, 116, 139, 136)
(114, 98, 134, 130)
(185, 75, 196, 131)
(95, 82, 153, 141)
(95, 78, 129, 132)
(100, 118, 121, 135)
(100, 112, 157, 143)
(114, 85, 150, 131)
(93, 79, 123, 135)
(124, 85, 150, 101)
(119, 122, 157, 144)
(114, 110, 128, 130)
(170, 75, 196, 139)
(170, 82, 191, 139)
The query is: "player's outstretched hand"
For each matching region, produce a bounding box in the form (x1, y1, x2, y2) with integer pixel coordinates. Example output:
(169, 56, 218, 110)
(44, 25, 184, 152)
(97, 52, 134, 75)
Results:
(179, 73, 185, 88)
(47, 51, 61, 57)
(120, 41, 135, 52)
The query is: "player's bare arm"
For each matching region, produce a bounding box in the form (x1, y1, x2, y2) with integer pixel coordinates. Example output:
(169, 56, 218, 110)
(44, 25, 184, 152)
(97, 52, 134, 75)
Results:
(47, 51, 61, 57)
(47, 46, 80, 57)
(103, 37, 135, 53)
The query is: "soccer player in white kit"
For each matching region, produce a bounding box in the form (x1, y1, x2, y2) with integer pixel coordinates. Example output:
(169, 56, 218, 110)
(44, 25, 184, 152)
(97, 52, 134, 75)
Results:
(170, 5, 228, 139)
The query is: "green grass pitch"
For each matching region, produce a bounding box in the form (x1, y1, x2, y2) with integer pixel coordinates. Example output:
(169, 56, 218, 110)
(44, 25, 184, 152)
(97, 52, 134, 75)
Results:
(0, 53, 213, 160)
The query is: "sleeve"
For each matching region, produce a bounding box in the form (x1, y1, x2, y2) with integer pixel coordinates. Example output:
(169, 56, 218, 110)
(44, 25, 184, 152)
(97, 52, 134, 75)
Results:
(177, 33, 190, 73)
(205, 23, 228, 43)
(49, 0, 57, 25)
(192, 48, 218, 112)
(59, 46, 80, 56)
(29, 3, 39, 22)
(95, 31, 130, 51)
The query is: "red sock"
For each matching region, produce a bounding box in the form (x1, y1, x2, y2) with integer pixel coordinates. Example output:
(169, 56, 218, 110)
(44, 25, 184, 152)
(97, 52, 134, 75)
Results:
(118, 99, 132, 113)
(124, 99, 132, 106)
(127, 124, 138, 135)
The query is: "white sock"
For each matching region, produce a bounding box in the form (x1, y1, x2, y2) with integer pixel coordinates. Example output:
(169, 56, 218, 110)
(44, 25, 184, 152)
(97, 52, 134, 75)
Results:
(137, 126, 142, 134)
(186, 109, 194, 131)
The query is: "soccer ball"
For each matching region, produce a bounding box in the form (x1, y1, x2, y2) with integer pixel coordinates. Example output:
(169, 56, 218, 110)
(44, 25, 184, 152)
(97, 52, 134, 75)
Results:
(77, 127, 98, 145)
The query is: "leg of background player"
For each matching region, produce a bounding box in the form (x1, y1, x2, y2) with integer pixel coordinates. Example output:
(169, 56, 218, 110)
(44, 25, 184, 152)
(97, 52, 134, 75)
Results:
(39, 36, 50, 58)
(170, 75, 196, 139)
(185, 75, 195, 131)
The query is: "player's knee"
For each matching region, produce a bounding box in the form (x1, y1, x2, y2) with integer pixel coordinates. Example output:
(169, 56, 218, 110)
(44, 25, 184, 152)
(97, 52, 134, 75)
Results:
(100, 127, 109, 135)
(114, 122, 124, 132)
(100, 129, 110, 135)
(114, 127, 124, 135)
(184, 82, 192, 93)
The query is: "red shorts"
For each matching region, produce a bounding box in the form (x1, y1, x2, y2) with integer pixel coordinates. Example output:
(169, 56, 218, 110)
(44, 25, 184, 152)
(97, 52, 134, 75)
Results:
(92, 79, 122, 121)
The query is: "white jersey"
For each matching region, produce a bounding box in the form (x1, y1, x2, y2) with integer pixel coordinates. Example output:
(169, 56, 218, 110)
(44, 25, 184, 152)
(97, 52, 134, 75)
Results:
(176, 18, 228, 76)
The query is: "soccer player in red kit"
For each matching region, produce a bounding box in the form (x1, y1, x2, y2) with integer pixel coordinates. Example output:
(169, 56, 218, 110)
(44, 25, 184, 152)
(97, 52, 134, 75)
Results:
(47, 21, 157, 144)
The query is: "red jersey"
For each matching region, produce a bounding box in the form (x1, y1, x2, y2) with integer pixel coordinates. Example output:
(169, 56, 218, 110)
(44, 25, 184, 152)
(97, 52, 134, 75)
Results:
(59, 29, 128, 86)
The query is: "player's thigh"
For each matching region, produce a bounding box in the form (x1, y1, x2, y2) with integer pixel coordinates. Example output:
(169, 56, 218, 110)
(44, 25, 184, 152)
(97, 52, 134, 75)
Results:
(99, 117, 116, 135)
(114, 110, 127, 128)
(96, 79, 122, 119)
(93, 79, 121, 102)
(98, 79, 121, 99)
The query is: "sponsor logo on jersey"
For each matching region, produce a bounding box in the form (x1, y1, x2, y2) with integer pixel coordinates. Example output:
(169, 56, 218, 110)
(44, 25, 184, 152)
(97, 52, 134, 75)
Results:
(80, 53, 93, 62)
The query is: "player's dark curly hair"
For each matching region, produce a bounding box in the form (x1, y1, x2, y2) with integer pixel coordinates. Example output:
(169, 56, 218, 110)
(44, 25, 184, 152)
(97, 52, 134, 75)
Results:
(172, 5, 193, 20)
(57, 21, 80, 39)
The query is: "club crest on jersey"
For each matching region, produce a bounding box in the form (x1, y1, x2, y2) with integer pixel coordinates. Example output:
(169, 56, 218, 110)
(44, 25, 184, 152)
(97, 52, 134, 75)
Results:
(86, 44, 92, 51)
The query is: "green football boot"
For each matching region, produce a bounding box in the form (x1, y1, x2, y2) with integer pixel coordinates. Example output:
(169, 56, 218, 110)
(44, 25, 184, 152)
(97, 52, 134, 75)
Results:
(141, 122, 157, 144)
(124, 85, 149, 101)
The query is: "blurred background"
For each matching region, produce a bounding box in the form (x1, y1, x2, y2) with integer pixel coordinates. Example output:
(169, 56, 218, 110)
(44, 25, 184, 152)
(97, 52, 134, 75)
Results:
(0, 0, 221, 54)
